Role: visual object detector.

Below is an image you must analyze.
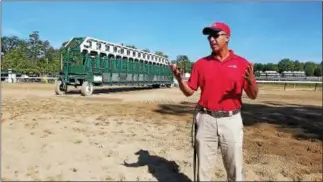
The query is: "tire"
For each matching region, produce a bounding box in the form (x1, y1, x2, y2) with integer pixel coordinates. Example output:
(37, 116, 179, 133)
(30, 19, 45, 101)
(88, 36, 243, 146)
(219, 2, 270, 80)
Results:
(152, 84, 161, 88)
(81, 81, 94, 96)
(55, 80, 67, 95)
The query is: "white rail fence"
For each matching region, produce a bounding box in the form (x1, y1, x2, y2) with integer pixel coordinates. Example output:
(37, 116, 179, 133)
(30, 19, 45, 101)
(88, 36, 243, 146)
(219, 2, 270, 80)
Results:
(173, 78, 321, 91)
(256, 80, 322, 91)
(256, 76, 322, 82)
(1, 76, 322, 91)
(1, 76, 58, 83)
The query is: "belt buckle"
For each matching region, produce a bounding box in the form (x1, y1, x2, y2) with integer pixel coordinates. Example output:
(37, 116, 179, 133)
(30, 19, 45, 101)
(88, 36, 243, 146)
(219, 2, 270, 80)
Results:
(216, 111, 232, 118)
(211, 112, 217, 118)
(212, 111, 221, 118)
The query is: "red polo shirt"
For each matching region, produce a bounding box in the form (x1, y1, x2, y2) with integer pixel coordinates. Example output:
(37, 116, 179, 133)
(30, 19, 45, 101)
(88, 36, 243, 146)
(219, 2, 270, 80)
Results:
(187, 50, 256, 111)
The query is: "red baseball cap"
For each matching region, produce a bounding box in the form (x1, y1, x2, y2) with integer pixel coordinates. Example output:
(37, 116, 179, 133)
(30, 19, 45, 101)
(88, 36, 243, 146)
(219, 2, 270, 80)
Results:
(202, 22, 231, 37)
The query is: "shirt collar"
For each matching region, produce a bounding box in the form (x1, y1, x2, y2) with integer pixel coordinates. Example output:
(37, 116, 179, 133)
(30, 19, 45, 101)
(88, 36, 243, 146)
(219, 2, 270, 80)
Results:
(206, 50, 235, 62)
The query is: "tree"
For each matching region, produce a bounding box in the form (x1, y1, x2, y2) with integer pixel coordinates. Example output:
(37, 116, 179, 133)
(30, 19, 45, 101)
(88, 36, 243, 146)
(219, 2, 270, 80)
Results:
(263, 63, 279, 72)
(278, 58, 294, 73)
(176, 55, 193, 74)
(303, 61, 317, 76)
(2, 47, 29, 73)
(154, 51, 169, 59)
(293, 60, 304, 71)
(313, 63, 322, 77)
(253, 63, 265, 72)
(314, 66, 321, 77)
(155, 51, 164, 56)
(1, 36, 25, 53)
(27, 31, 44, 64)
(1, 30, 62, 75)
(125, 45, 136, 49)
(142, 48, 150, 53)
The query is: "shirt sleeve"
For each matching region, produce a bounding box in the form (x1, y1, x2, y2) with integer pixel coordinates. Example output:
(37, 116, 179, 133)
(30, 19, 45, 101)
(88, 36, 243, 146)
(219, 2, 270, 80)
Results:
(186, 63, 199, 91)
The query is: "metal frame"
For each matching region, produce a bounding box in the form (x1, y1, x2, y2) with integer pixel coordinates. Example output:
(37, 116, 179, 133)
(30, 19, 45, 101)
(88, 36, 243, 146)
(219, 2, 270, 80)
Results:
(55, 37, 174, 96)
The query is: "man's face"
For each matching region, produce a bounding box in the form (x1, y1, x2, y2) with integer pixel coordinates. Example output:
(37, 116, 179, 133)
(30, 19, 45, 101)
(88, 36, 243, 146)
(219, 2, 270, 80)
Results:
(207, 31, 229, 52)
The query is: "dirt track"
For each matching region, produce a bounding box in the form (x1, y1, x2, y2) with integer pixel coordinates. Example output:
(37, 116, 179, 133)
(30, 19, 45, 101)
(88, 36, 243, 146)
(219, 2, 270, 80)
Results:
(1, 83, 322, 181)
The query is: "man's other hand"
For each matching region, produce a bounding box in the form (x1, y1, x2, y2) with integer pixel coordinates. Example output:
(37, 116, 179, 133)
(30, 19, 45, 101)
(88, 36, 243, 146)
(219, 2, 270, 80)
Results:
(169, 64, 182, 80)
(243, 62, 255, 84)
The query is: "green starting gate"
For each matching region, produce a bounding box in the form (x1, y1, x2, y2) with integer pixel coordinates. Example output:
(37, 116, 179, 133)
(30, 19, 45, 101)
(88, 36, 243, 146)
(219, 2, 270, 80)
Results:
(55, 37, 174, 96)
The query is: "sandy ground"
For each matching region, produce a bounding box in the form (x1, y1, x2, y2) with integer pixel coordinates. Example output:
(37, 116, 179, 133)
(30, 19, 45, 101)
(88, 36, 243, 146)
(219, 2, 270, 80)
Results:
(1, 82, 322, 181)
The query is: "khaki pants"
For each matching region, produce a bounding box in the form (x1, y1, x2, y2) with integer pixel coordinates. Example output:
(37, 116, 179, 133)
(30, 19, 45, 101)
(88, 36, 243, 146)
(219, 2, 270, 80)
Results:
(194, 111, 244, 181)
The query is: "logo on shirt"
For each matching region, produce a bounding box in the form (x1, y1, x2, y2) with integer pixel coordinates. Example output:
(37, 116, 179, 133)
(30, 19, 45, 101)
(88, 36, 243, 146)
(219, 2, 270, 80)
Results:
(228, 65, 237, 68)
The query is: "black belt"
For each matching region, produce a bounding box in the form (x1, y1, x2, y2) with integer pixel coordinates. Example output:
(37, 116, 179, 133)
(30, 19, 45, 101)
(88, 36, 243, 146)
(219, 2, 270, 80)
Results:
(198, 106, 240, 118)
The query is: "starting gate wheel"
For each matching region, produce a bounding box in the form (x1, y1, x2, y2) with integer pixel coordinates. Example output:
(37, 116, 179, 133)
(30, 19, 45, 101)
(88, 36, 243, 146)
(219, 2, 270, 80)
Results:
(55, 80, 67, 95)
(81, 81, 94, 96)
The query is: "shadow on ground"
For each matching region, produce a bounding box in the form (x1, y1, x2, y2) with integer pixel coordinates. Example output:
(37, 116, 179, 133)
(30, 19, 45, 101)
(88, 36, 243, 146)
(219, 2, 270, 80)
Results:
(152, 101, 198, 116)
(122, 149, 192, 182)
(154, 101, 323, 141)
(65, 86, 158, 95)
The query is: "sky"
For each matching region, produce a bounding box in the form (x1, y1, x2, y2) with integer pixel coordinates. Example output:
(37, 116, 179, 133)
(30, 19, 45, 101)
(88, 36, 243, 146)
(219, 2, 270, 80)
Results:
(2, 1, 322, 64)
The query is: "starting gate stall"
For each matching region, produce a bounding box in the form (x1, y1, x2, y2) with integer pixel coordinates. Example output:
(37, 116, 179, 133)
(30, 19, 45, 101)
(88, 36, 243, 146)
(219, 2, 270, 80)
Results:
(55, 37, 173, 96)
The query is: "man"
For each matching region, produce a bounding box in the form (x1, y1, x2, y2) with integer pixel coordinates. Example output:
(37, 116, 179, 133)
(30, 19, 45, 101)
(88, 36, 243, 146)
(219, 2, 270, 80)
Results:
(169, 22, 258, 181)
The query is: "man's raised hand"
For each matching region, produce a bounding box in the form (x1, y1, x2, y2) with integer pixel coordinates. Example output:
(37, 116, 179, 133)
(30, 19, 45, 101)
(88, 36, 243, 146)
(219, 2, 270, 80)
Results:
(243, 62, 255, 84)
(168, 64, 182, 80)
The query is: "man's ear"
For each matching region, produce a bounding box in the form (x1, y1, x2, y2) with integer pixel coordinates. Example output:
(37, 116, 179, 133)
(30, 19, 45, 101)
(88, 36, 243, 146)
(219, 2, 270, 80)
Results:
(226, 36, 230, 43)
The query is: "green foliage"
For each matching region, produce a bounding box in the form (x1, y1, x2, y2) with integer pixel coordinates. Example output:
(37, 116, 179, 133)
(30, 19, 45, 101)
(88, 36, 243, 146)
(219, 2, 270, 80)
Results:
(304, 61, 317, 76)
(314, 66, 321, 77)
(278, 58, 295, 73)
(1, 31, 62, 75)
(154, 51, 168, 58)
(2, 31, 321, 77)
(175, 55, 193, 74)
(293, 60, 304, 71)
(264, 63, 279, 72)
(2, 47, 29, 73)
(142, 48, 150, 53)
(125, 45, 136, 49)
(254, 63, 264, 73)
(253, 59, 321, 76)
